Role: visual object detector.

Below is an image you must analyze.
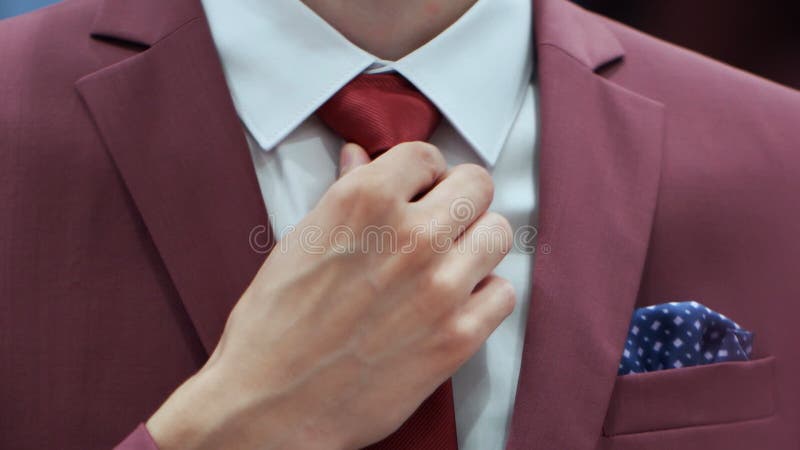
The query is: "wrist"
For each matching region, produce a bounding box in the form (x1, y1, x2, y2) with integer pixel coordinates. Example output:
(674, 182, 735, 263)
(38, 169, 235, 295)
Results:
(146, 358, 352, 450)
(146, 366, 233, 450)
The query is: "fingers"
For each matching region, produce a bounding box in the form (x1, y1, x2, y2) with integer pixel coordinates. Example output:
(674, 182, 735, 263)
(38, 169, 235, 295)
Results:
(339, 143, 371, 177)
(431, 274, 516, 373)
(412, 164, 494, 241)
(363, 141, 448, 201)
(437, 211, 513, 292)
(457, 275, 517, 341)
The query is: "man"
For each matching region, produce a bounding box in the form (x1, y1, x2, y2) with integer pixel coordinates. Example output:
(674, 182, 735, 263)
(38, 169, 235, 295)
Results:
(0, 0, 798, 449)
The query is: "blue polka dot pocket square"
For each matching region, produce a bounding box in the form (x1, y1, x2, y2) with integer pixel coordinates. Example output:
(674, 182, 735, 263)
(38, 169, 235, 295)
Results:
(618, 301, 753, 375)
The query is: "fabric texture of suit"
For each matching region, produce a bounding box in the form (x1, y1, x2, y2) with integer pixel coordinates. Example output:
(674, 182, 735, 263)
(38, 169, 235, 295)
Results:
(0, 0, 798, 448)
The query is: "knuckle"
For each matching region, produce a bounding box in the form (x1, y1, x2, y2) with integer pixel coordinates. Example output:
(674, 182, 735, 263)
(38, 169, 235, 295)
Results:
(452, 315, 481, 343)
(416, 271, 463, 318)
(403, 141, 445, 177)
(483, 212, 513, 251)
(409, 271, 462, 319)
(494, 278, 517, 316)
(460, 164, 495, 202)
(471, 212, 513, 255)
(328, 176, 396, 220)
(403, 140, 440, 158)
(425, 270, 462, 300)
(438, 316, 482, 363)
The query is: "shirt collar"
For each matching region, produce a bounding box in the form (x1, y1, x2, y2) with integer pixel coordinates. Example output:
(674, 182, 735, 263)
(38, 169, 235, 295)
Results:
(201, 0, 533, 165)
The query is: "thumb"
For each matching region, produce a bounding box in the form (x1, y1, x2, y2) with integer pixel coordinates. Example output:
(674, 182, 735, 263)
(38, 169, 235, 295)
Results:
(338, 142, 371, 178)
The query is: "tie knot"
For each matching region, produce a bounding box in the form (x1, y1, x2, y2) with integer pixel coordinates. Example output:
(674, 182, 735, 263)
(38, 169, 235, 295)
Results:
(317, 73, 442, 156)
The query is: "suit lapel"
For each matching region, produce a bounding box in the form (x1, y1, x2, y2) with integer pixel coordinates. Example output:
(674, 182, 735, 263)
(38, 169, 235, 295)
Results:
(76, 0, 273, 354)
(506, 1, 664, 448)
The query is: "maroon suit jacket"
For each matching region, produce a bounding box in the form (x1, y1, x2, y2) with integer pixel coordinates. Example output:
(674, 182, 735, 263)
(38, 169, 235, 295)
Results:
(1, 0, 798, 448)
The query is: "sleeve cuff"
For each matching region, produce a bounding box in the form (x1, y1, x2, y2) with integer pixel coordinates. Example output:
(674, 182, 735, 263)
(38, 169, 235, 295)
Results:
(114, 423, 160, 450)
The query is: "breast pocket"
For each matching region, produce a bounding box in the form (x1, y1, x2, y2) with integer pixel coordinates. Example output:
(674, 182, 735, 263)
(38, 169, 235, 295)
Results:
(603, 356, 776, 437)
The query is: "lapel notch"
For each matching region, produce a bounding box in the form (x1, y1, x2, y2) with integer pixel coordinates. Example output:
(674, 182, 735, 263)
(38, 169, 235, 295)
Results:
(90, 0, 204, 47)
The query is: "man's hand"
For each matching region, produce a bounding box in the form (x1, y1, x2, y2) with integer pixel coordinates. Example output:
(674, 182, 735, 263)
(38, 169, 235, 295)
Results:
(146, 142, 515, 450)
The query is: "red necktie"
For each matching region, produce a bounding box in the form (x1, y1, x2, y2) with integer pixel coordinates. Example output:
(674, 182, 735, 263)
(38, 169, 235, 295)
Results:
(317, 73, 443, 157)
(316, 73, 458, 450)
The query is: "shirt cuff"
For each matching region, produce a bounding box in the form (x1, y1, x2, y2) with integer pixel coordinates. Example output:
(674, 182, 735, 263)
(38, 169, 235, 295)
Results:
(114, 423, 160, 450)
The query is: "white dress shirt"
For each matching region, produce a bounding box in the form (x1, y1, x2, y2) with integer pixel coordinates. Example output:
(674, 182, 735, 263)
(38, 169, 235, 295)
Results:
(200, 0, 538, 448)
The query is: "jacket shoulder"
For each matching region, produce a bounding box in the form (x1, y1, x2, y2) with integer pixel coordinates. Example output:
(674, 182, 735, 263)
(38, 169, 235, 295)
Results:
(594, 13, 800, 200)
(0, 0, 127, 173)
(598, 14, 800, 129)
(0, 0, 99, 65)
(0, 0, 140, 143)
(0, 0, 118, 107)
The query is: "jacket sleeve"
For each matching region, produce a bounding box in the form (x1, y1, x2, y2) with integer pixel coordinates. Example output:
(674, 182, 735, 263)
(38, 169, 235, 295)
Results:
(114, 424, 160, 450)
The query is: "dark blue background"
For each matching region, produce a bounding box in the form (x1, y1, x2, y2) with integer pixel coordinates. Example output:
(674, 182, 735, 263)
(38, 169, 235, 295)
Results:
(0, 0, 59, 18)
